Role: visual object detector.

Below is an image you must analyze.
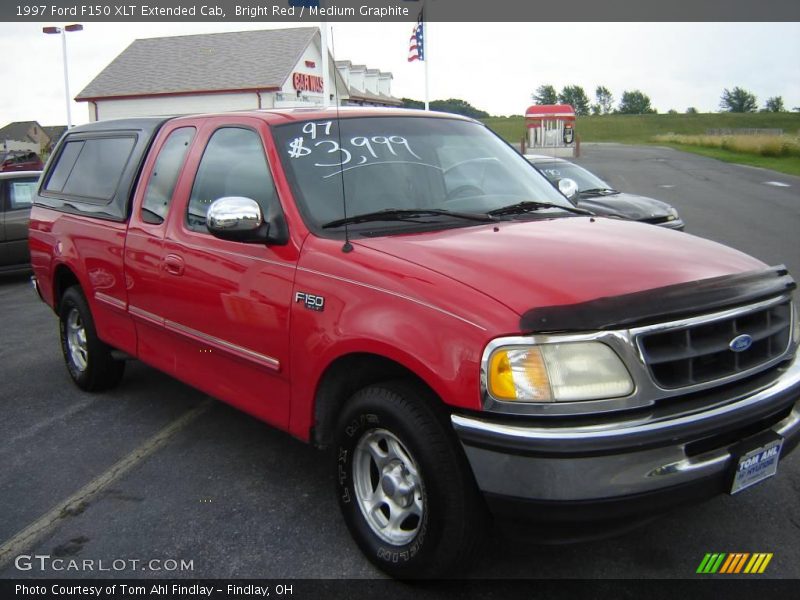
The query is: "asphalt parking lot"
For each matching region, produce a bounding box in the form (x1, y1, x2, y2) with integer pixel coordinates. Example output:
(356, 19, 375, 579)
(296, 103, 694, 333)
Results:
(1, 144, 799, 581)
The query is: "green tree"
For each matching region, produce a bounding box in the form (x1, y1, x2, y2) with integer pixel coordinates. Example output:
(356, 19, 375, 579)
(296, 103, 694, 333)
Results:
(592, 85, 614, 115)
(763, 96, 785, 112)
(617, 90, 656, 114)
(558, 85, 591, 116)
(667, 109, 678, 114)
(532, 84, 558, 105)
(401, 98, 423, 110)
(429, 98, 490, 119)
(400, 98, 490, 118)
(719, 87, 757, 113)
(685, 106, 698, 114)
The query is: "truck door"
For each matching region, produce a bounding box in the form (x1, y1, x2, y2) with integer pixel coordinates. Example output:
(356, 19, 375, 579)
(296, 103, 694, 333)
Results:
(157, 118, 297, 430)
(125, 123, 198, 373)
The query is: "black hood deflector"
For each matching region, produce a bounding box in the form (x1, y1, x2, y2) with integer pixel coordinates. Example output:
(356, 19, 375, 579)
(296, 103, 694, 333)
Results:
(520, 265, 795, 333)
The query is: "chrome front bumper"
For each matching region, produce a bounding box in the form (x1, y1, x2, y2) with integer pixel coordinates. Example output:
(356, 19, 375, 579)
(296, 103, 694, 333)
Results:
(452, 356, 800, 504)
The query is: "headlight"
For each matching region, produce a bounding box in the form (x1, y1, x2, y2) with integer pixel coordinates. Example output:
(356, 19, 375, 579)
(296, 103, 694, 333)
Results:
(667, 207, 679, 221)
(486, 342, 634, 403)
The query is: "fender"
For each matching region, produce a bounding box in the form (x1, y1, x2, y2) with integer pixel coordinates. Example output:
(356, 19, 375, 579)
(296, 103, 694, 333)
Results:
(287, 237, 520, 440)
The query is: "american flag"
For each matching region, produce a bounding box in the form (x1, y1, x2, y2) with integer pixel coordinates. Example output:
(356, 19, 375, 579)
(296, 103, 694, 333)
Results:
(408, 11, 424, 62)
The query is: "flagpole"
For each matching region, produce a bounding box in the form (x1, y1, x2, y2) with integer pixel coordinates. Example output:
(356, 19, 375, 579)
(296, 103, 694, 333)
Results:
(320, 1, 329, 108)
(408, 4, 428, 109)
(423, 16, 429, 111)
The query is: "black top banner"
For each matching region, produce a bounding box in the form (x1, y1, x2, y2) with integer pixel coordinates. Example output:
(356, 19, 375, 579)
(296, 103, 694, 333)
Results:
(5, 0, 800, 22)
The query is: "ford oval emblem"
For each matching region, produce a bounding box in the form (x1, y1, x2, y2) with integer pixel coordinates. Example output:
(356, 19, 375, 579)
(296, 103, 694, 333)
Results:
(729, 334, 754, 353)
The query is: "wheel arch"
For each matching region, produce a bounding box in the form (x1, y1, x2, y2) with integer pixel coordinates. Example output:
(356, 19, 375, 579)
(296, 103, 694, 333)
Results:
(52, 263, 82, 310)
(311, 352, 447, 449)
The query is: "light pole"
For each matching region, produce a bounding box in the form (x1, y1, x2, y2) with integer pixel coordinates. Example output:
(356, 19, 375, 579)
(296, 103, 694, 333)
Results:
(43, 24, 83, 128)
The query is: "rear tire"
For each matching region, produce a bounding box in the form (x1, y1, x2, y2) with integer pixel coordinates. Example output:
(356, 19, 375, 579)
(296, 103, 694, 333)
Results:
(59, 286, 125, 391)
(334, 381, 487, 578)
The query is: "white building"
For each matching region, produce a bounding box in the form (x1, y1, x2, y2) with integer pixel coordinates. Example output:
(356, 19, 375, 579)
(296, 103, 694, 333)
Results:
(335, 61, 400, 107)
(76, 28, 401, 121)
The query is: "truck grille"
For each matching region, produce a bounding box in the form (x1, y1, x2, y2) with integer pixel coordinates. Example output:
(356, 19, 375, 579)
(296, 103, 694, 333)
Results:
(638, 298, 792, 389)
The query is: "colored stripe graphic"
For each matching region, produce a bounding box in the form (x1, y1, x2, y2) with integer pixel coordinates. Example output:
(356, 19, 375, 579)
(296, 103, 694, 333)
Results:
(744, 553, 773, 574)
(696, 553, 714, 573)
(719, 554, 735, 573)
(697, 553, 727, 573)
(720, 553, 749, 573)
(711, 553, 726, 573)
(697, 553, 772, 574)
(733, 553, 750, 573)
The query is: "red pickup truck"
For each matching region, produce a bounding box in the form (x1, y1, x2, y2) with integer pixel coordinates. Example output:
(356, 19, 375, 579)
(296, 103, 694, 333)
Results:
(29, 109, 799, 578)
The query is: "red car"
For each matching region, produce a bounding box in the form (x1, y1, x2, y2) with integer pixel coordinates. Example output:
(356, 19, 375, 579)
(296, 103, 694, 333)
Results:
(0, 151, 43, 172)
(29, 109, 800, 578)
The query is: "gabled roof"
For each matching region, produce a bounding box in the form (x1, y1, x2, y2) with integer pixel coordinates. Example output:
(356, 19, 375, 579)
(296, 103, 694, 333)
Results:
(347, 87, 403, 106)
(0, 121, 39, 142)
(42, 125, 68, 145)
(76, 27, 320, 101)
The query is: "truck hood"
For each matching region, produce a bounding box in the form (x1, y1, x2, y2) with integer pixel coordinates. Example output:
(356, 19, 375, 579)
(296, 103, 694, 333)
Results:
(354, 217, 767, 316)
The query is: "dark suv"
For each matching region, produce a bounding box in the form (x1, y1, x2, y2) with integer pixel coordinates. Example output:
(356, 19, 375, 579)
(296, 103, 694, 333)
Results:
(1, 171, 40, 273)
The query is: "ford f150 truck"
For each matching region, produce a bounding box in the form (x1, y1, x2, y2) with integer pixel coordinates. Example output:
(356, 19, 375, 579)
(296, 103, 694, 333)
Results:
(29, 109, 800, 578)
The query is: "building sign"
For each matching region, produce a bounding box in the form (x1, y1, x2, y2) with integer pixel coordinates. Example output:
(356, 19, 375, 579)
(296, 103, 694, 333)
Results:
(293, 72, 324, 93)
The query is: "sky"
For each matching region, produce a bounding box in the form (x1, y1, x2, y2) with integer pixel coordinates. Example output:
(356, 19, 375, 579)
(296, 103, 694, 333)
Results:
(1, 21, 799, 127)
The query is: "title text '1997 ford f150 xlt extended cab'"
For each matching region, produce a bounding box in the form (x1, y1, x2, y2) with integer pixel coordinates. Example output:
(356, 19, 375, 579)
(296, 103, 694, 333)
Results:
(29, 109, 799, 578)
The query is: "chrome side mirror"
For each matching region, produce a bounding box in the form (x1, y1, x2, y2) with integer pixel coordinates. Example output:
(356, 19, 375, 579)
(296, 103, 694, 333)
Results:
(207, 196, 269, 242)
(557, 178, 580, 201)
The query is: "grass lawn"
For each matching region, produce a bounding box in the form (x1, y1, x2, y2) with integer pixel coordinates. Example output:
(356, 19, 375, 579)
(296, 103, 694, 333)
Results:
(655, 143, 800, 177)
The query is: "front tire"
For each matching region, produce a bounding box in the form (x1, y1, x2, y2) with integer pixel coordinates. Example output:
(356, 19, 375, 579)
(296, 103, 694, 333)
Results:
(59, 286, 125, 391)
(334, 381, 486, 578)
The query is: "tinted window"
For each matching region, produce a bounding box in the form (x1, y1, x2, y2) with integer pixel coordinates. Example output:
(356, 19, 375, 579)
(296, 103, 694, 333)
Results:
(45, 141, 83, 192)
(535, 161, 610, 192)
(187, 128, 277, 232)
(46, 136, 136, 201)
(141, 127, 196, 223)
(8, 178, 38, 209)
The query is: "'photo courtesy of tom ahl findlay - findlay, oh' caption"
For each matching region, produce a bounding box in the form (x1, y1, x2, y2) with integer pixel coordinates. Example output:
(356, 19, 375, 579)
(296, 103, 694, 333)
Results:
(15, 583, 293, 597)
(14, 3, 412, 18)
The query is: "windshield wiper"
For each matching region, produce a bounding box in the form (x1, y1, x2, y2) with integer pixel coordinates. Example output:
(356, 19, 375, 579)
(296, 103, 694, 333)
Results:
(580, 187, 619, 196)
(487, 200, 592, 217)
(322, 208, 497, 229)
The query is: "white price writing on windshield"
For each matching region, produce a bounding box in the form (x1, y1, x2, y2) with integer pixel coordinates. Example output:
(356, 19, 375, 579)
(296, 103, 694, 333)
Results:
(287, 126, 421, 169)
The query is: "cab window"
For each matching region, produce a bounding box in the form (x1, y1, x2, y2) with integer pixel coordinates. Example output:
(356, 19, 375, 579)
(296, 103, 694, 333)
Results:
(141, 127, 196, 224)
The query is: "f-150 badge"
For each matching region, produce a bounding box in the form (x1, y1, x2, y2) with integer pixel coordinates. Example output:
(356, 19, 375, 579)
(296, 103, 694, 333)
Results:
(295, 292, 325, 312)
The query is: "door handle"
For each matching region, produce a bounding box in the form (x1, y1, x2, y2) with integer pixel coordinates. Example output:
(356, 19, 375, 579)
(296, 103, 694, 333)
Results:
(163, 254, 185, 276)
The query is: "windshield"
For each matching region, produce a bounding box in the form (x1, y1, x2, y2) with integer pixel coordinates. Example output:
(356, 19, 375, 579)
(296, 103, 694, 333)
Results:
(273, 116, 574, 233)
(535, 161, 612, 192)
